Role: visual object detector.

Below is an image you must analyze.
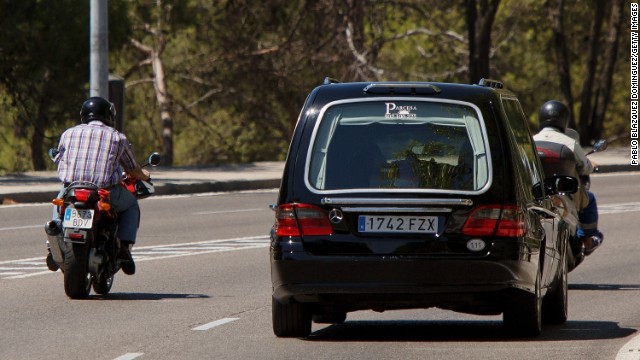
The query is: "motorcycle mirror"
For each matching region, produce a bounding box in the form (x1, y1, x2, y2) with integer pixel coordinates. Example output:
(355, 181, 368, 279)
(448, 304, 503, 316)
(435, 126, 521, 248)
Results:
(592, 140, 608, 153)
(148, 152, 162, 167)
(48, 148, 59, 161)
(553, 175, 578, 195)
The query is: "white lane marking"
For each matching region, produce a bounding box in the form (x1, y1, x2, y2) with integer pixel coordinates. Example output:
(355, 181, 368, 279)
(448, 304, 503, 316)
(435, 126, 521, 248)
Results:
(599, 202, 640, 215)
(0, 203, 46, 209)
(616, 333, 640, 359)
(114, 353, 144, 360)
(5, 270, 54, 280)
(0, 225, 41, 231)
(0, 257, 42, 265)
(192, 208, 264, 215)
(11, 261, 44, 265)
(192, 317, 239, 331)
(1, 235, 269, 280)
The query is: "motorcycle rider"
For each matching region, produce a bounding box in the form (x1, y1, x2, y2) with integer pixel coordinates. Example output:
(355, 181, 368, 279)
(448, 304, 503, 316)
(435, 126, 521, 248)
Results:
(533, 100, 603, 255)
(51, 96, 150, 274)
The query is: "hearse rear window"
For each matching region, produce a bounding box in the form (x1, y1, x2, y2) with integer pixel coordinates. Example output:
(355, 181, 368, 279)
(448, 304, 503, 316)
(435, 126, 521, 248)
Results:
(306, 99, 491, 193)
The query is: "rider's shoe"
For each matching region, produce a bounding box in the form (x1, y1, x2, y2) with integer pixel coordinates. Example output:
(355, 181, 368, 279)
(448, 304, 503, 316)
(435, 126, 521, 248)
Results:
(118, 242, 136, 275)
(583, 235, 603, 256)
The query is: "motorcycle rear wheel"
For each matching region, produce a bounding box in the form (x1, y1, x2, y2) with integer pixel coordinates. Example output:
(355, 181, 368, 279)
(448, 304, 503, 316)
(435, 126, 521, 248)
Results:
(63, 243, 92, 299)
(93, 275, 114, 295)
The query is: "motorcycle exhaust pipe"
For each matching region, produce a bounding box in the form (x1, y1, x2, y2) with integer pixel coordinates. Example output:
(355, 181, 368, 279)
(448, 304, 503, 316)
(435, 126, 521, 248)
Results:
(44, 220, 64, 267)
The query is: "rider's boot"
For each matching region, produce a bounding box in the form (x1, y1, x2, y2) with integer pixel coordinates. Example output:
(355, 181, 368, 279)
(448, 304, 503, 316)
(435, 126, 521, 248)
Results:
(118, 240, 136, 275)
(583, 232, 603, 256)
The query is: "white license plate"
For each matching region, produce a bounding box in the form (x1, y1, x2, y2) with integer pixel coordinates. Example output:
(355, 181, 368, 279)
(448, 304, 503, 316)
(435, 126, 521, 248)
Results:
(63, 208, 94, 229)
(358, 215, 438, 233)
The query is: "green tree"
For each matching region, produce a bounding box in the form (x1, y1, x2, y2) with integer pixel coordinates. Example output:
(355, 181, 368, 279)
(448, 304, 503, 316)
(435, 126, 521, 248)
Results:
(0, 0, 130, 171)
(0, 1, 631, 171)
(547, 0, 626, 144)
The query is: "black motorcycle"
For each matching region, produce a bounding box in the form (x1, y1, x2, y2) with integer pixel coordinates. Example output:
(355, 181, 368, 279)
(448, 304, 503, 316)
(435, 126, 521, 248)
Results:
(44, 152, 161, 299)
(535, 137, 607, 271)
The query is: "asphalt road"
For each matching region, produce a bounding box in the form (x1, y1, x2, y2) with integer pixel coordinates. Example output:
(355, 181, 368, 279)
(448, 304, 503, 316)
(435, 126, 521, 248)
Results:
(1, 173, 640, 360)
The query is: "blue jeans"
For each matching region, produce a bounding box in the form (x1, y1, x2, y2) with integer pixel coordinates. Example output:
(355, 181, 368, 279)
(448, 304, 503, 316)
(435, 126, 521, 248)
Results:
(577, 190, 601, 239)
(52, 185, 141, 243)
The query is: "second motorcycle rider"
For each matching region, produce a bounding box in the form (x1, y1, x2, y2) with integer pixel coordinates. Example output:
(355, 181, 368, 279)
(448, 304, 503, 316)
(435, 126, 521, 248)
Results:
(533, 100, 604, 255)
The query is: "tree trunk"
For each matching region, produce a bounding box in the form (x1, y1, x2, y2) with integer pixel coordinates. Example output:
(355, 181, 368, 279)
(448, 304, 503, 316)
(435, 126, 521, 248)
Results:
(547, 0, 575, 129)
(577, 1, 605, 144)
(465, 0, 500, 84)
(342, 0, 381, 81)
(152, 51, 174, 166)
(591, 0, 624, 141)
(30, 123, 45, 170)
(128, 0, 174, 166)
(31, 76, 52, 170)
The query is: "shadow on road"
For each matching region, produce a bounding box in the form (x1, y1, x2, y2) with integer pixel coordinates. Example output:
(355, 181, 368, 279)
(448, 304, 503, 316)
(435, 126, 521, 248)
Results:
(306, 319, 635, 342)
(89, 292, 210, 301)
(569, 283, 640, 291)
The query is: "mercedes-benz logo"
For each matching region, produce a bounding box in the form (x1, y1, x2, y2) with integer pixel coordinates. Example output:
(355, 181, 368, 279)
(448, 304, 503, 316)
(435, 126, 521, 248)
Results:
(328, 209, 344, 224)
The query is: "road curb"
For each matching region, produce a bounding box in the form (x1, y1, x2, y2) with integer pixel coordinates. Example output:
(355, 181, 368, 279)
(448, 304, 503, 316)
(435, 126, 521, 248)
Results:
(153, 179, 282, 196)
(596, 164, 639, 173)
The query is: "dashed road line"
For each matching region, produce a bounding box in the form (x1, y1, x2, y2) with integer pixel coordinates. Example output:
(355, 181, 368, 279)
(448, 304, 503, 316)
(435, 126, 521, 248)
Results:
(113, 353, 144, 360)
(192, 317, 239, 331)
(616, 333, 640, 360)
(1, 235, 269, 280)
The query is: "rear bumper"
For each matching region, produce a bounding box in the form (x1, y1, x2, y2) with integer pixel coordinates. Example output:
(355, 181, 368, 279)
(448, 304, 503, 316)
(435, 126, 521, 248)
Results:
(270, 239, 539, 313)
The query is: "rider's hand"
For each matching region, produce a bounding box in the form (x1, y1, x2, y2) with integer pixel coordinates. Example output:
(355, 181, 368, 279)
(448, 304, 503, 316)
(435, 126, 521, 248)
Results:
(141, 169, 151, 181)
(127, 165, 150, 181)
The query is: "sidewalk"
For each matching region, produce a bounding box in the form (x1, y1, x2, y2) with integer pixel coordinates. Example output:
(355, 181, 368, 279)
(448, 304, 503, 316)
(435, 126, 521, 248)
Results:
(0, 147, 636, 205)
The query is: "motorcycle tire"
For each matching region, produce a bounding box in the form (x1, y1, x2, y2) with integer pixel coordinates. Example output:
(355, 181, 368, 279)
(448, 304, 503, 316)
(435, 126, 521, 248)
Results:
(63, 243, 92, 299)
(93, 275, 114, 295)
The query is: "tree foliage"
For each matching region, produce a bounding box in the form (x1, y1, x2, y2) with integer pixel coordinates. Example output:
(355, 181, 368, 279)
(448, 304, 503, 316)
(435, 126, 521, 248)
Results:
(0, 0, 631, 172)
(0, 0, 129, 171)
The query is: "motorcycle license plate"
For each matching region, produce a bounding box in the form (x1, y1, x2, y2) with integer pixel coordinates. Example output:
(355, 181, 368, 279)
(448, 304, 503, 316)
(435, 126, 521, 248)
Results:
(63, 208, 94, 229)
(358, 215, 438, 234)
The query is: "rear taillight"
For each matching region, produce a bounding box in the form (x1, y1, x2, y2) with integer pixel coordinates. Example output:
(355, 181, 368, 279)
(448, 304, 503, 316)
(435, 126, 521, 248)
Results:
(462, 204, 525, 237)
(74, 189, 92, 202)
(275, 203, 333, 237)
(68, 233, 84, 240)
(275, 204, 299, 236)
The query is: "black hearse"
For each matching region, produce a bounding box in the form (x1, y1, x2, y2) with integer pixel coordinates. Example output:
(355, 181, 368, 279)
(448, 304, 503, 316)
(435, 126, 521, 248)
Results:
(270, 78, 577, 338)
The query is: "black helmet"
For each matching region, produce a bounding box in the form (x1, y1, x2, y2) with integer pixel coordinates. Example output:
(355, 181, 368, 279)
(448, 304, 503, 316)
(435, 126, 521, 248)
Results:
(538, 100, 569, 132)
(80, 97, 116, 126)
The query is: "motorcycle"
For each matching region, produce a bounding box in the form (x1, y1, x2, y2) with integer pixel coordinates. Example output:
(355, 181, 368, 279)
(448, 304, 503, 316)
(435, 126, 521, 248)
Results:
(44, 151, 161, 299)
(535, 135, 607, 271)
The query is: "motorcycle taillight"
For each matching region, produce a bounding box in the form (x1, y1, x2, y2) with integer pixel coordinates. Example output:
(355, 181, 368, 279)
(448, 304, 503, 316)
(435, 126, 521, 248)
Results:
(74, 189, 92, 202)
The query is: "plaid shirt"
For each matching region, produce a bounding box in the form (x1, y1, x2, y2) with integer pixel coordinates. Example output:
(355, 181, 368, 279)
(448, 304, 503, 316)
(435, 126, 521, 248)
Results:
(55, 120, 138, 188)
